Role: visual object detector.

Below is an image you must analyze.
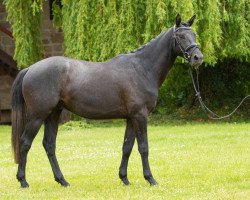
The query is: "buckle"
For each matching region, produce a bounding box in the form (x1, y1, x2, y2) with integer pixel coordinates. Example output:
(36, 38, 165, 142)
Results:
(184, 52, 190, 61)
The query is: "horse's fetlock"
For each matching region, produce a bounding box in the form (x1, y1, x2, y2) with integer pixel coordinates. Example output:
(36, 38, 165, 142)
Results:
(16, 173, 25, 181)
(119, 171, 127, 179)
(55, 175, 64, 182)
(144, 174, 152, 180)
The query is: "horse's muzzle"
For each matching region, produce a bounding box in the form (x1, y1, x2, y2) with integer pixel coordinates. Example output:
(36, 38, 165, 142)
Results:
(190, 49, 203, 69)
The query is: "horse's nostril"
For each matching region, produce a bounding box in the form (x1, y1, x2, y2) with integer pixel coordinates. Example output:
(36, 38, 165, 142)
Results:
(194, 55, 199, 61)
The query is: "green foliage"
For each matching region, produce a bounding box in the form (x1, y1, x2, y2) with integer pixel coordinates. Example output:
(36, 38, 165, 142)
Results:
(60, 0, 249, 65)
(61, 0, 146, 61)
(4, 0, 43, 68)
(157, 63, 192, 114)
(5, 0, 249, 67)
(220, 0, 250, 61)
(52, 0, 62, 28)
(193, 0, 222, 65)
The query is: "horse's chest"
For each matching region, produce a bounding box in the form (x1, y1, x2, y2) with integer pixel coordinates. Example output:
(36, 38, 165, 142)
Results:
(144, 92, 157, 113)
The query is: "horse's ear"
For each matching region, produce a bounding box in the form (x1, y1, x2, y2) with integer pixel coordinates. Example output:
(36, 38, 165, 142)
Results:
(176, 13, 181, 27)
(188, 15, 196, 26)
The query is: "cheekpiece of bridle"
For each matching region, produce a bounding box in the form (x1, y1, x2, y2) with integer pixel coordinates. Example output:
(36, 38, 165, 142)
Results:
(173, 25, 199, 62)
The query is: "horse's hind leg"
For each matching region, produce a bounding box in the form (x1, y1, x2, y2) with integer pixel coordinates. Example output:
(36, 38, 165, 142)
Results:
(17, 118, 43, 188)
(43, 108, 69, 187)
(119, 119, 135, 185)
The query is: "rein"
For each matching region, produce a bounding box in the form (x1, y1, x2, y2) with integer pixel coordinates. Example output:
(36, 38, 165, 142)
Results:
(189, 68, 250, 119)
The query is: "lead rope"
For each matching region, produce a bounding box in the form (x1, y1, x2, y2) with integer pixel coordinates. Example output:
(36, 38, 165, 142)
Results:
(189, 68, 250, 120)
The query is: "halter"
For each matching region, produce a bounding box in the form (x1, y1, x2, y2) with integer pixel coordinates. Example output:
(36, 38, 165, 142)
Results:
(173, 26, 199, 62)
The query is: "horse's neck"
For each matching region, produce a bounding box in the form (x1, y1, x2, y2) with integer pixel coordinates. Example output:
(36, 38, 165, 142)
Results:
(135, 28, 177, 87)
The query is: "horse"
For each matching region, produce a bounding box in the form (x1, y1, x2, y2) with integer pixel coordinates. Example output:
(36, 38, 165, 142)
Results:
(11, 14, 203, 188)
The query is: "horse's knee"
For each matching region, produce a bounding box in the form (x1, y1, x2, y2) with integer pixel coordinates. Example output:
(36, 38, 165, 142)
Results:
(123, 144, 133, 157)
(43, 141, 55, 156)
(138, 144, 148, 157)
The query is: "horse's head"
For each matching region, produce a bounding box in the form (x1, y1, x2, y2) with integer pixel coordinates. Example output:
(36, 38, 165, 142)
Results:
(173, 14, 203, 68)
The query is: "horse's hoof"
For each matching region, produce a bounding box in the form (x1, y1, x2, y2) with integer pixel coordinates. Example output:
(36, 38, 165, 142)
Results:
(55, 177, 70, 187)
(147, 177, 158, 186)
(150, 180, 158, 186)
(61, 180, 70, 187)
(121, 177, 130, 186)
(20, 180, 29, 188)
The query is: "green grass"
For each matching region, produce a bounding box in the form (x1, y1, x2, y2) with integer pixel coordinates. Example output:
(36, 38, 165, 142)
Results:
(0, 122, 250, 199)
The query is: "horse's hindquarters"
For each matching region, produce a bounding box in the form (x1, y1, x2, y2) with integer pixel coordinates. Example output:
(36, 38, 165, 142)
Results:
(22, 58, 67, 119)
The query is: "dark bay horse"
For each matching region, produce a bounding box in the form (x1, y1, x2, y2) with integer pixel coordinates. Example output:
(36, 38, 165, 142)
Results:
(11, 14, 203, 188)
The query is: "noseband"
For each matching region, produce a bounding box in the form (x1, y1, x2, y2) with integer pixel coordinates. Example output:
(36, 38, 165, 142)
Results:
(173, 26, 199, 62)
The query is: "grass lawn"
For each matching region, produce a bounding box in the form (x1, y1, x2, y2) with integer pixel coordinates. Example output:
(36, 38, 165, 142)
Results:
(0, 122, 249, 199)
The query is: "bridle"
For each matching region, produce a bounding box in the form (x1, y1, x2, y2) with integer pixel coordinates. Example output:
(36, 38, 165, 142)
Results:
(173, 25, 250, 120)
(173, 25, 199, 62)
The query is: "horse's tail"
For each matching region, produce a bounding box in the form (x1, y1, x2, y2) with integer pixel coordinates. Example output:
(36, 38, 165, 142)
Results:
(11, 68, 29, 164)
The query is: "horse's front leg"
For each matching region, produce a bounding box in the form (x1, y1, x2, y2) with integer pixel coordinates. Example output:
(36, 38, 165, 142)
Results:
(133, 110, 158, 186)
(119, 119, 135, 185)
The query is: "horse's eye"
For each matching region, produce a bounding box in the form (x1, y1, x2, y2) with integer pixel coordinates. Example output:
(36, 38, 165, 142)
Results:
(179, 35, 185, 39)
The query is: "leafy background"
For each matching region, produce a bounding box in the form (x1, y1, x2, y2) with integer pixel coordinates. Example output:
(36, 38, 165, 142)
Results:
(4, 0, 250, 117)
